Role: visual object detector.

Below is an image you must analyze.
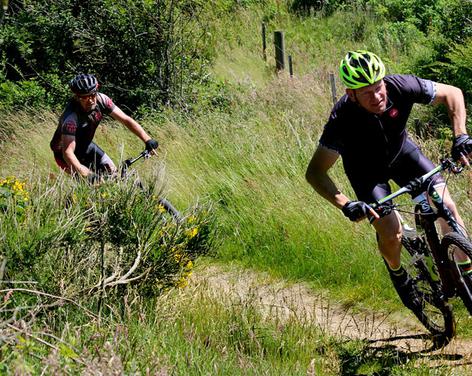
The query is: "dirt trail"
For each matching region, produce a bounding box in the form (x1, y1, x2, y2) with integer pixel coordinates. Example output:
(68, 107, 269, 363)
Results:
(190, 265, 472, 369)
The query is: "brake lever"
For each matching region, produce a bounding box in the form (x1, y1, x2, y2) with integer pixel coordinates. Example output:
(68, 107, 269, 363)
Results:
(368, 203, 392, 223)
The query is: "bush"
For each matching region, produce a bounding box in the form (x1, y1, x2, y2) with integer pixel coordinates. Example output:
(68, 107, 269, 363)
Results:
(0, 0, 215, 111)
(0, 174, 215, 299)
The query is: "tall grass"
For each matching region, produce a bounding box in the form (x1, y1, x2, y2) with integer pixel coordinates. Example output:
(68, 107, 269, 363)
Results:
(1, 4, 472, 371)
(1, 264, 445, 375)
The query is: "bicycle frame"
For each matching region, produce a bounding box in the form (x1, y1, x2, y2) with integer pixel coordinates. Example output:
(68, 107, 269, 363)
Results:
(373, 159, 464, 233)
(371, 158, 466, 296)
(119, 149, 182, 221)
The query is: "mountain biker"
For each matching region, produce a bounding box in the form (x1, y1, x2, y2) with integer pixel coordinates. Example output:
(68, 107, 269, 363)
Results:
(50, 73, 158, 182)
(305, 50, 472, 310)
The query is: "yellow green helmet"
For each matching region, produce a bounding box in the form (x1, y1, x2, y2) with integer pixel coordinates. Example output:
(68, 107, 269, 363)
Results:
(339, 50, 386, 89)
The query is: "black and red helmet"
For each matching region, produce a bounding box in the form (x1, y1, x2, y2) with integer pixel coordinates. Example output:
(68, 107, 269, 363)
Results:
(69, 73, 99, 95)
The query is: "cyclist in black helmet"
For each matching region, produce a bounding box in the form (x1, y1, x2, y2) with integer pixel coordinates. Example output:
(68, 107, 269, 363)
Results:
(50, 73, 158, 182)
(306, 50, 472, 311)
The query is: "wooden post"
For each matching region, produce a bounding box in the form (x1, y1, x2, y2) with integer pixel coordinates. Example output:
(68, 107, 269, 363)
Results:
(274, 31, 285, 71)
(288, 55, 293, 77)
(261, 23, 267, 61)
(329, 73, 337, 105)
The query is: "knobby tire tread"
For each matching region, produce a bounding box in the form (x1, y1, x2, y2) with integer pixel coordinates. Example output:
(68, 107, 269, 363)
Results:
(442, 232, 472, 316)
(401, 237, 455, 346)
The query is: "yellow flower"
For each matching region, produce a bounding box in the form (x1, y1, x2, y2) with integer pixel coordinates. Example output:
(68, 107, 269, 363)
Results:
(173, 251, 182, 262)
(176, 277, 189, 288)
(185, 227, 199, 239)
(1, 176, 29, 205)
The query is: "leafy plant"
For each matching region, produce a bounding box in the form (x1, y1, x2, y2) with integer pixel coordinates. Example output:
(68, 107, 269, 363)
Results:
(0, 0, 215, 111)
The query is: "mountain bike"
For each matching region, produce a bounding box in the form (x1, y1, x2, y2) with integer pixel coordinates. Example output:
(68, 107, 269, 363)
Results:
(370, 158, 472, 347)
(119, 149, 181, 221)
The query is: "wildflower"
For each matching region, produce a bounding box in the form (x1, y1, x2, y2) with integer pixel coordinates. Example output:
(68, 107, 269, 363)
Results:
(173, 251, 183, 262)
(176, 277, 189, 288)
(0, 176, 29, 211)
(185, 227, 199, 239)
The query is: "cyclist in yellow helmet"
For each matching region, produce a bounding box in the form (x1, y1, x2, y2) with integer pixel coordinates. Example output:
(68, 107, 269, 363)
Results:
(306, 50, 472, 310)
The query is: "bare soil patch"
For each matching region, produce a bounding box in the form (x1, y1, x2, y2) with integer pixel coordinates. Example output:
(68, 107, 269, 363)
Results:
(190, 264, 472, 370)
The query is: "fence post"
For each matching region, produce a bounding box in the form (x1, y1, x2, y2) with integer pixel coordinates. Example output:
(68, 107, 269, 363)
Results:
(261, 23, 267, 61)
(274, 31, 285, 71)
(329, 73, 337, 105)
(288, 55, 293, 77)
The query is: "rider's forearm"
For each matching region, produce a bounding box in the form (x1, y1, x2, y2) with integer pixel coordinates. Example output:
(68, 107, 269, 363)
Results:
(435, 83, 467, 136)
(63, 150, 90, 177)
(306, 170, 350, 209)
(447, 96, 467, 137)
(123, 117, 151, 143)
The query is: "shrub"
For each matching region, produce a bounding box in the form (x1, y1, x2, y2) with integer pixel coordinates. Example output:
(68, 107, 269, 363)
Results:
(0, 0, 215, 111)
(0, 174, 215, 301)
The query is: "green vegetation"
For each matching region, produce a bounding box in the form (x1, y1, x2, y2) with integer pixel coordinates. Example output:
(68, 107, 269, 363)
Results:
(0, 0, 214, 110)
(1, 0, 472, 373)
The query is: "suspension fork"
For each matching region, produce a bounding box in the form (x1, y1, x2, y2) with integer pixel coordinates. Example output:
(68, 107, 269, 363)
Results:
(428, 186, 467, 237)
(416, 204, 457, 297)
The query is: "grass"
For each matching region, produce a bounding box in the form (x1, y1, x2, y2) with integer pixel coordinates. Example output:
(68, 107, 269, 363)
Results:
(2, 261, 453, 375)
(2, 3, 472, 373)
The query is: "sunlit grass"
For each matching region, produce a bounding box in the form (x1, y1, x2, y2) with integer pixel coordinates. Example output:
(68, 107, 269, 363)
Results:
(1, 3, 472, 373)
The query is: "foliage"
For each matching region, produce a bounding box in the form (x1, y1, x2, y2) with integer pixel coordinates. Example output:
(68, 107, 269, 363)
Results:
(0, 176, 29, 213)
(442, 39, 472, 104)
(291, 0, 366, 16)
(0, 0, 215, 111)
(81, 177, 215, 294)
(0, 174, 215, 296)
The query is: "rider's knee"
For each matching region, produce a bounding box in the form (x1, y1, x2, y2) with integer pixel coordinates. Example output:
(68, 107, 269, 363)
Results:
(100, 154, 116, 173)
(377, 227, 402, 247)
(445, 197, 459, 215)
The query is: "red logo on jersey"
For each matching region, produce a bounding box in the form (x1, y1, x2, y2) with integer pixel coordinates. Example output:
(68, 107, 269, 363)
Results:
(93, 112, 103, 123)
(389, 108, 399, 118)
(64, 121, 77, 134)
(106, 97, 114, 109)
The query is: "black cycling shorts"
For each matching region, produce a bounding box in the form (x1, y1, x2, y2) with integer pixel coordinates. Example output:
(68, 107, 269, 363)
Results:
(348, 140, 444, 204)
(54, 142, 115, 174)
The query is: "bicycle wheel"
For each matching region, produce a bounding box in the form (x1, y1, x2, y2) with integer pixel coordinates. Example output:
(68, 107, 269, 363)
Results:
(401, 237, 455, 346)
(157, 197, 182, 222)
(442, 232, 472, 315)
(128, 176, 182, 222)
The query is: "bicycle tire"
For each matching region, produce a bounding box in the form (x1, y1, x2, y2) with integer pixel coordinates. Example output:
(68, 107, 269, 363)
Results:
(401, 236, 455, 346)
(442, 232, 472, 315)
(128, 177, 181, 222)
(157, 197, 182, 222)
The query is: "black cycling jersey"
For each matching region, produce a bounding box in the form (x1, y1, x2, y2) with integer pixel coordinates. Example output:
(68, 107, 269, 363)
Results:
(320, 74, 435, 172)
(319, 74, 441, 202)
(50, 93, 115, 157)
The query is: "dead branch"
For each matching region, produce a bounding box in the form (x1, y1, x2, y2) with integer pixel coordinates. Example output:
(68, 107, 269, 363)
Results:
(0, 288, 97, 319)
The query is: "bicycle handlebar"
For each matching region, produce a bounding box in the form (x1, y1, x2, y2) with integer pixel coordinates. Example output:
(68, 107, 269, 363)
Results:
(120, 150, 152, 178)
(123, 150, 151, 168)
(372, 158, 463, 208)
(366, 158, 466, 222)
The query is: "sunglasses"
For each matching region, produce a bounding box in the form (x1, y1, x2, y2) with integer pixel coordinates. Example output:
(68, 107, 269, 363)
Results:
(77, 92, 97, 101)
